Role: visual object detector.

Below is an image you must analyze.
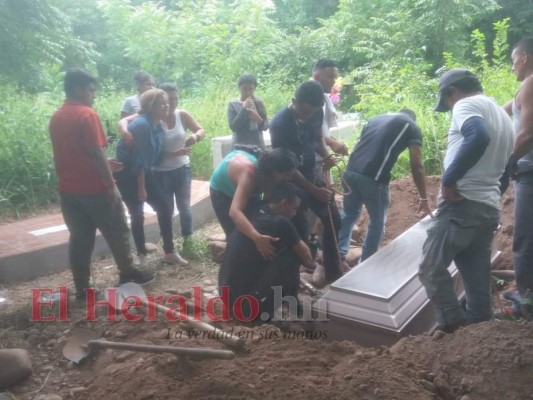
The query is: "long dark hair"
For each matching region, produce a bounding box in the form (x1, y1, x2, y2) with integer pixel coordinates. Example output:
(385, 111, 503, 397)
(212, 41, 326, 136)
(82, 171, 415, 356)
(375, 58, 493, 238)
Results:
(257, 148, 298, 177)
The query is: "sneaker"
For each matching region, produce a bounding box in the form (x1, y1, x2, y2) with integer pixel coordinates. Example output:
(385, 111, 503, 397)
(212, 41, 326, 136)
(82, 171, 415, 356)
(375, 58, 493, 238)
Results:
(135, 253, 147, 266)
(119, 268, 155, 285)
(162, 252, 189, 266)
(144, 242, 158, 253)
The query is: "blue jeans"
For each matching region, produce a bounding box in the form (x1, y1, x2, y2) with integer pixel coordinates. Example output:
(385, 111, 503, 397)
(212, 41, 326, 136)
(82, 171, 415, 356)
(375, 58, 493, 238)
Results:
(513, 171, 533, 297)
(153, 166, 193, 237)
(338, 171, 390, 261)
(418, 200, 499, 327)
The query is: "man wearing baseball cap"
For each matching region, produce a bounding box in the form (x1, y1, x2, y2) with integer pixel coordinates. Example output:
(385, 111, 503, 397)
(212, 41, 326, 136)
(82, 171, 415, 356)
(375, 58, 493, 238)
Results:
(419, 68, 514, 333)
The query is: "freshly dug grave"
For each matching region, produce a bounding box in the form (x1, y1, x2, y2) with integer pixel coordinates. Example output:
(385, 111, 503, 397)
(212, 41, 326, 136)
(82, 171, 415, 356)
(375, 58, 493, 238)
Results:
(1, 176, 530, 400)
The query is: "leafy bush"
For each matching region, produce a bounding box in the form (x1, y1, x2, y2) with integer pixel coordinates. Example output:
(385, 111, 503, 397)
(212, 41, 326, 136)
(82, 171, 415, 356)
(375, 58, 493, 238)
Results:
(349, 18, 518, 180)
(0, 87, 59, 215)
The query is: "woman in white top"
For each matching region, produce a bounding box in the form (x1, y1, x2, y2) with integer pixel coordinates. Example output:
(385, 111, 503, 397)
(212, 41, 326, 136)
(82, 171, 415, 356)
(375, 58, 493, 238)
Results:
(118, 83, 204, 265)
(153, 83, 205, 261)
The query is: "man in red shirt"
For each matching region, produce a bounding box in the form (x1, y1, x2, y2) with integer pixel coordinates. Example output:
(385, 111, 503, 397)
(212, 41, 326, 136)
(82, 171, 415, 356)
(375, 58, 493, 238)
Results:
(49, 68, 154, 299)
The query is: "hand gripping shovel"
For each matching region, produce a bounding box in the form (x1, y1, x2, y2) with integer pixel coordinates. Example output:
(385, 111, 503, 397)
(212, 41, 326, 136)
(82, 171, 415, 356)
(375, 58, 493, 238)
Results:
(63, 327, 235, 364)
(109, 282, 244, 350)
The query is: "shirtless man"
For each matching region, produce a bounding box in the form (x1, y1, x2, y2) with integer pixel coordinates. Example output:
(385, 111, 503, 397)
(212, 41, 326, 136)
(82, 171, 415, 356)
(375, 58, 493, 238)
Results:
(503, 38, 533, 318)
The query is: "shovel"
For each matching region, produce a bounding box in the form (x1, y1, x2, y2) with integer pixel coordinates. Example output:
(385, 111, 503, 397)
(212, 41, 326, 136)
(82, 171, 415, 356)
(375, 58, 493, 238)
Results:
(108, 282, 244, 350)
(299, 277, 322, 297)
(63, 327, 235, 364)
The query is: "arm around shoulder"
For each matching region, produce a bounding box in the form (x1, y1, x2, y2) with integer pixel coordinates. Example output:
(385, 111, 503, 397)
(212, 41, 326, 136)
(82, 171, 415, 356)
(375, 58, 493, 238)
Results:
(117, 113, 138, 145)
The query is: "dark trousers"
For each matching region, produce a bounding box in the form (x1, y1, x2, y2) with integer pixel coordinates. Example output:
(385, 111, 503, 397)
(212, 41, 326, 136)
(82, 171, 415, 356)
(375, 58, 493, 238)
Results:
(115, 169, 174, 254)
(225, 249, 300, 320)
(292, 181, 342, 283)
(210, 188, 235, 239)
(513, 171, 533, 297)
(251, 250, 300, 318)
(210, 187, 263, 239)
(60, 189, 134, 293)
(419, 200, 499, 326)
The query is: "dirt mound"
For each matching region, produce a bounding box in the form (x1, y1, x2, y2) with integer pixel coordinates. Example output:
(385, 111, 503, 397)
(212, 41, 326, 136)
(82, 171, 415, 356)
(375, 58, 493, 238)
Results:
(78, 321, 533, 400)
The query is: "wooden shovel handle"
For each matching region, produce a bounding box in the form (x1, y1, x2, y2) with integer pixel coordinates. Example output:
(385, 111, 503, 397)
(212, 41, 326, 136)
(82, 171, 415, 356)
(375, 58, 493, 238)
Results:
(152, 303, 244, 350)
(491, 270, 515, 279)
(88, 340, 235, 359)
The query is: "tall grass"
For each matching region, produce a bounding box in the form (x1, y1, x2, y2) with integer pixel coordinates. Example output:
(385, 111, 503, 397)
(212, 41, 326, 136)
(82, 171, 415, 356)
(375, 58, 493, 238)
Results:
(0, 87, 59, 217)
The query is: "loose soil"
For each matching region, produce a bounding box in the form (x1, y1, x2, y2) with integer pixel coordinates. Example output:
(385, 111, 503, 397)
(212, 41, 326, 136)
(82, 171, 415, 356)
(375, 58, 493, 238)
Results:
(1, 177, 531, 400)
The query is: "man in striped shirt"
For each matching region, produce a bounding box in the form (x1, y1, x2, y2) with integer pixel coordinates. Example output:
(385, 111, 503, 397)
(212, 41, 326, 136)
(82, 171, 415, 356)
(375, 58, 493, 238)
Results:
(338, 109, 431, 262)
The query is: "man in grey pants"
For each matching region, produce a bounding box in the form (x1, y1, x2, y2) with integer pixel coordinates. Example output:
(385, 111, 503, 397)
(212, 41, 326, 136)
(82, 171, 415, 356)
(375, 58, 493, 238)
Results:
(419, 69, 513, 333)
(49, 68, 154, 300)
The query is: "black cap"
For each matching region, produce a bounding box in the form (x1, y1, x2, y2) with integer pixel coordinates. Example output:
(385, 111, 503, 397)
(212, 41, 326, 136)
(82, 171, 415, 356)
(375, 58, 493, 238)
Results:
(435, 68, 476, 112)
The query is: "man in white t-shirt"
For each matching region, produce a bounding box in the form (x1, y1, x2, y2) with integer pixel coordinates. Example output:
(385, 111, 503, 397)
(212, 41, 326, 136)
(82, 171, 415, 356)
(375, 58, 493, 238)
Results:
(419, 68, 514, 333)
(312, 59, 348, 182)
(120, 72, 155, 119)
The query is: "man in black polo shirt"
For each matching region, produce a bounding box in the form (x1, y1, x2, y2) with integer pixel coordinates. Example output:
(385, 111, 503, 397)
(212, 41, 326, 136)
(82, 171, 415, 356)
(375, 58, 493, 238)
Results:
(338, 109, 431, 262)
(270, 81, 343, 285)
(219, 182, 316, 321)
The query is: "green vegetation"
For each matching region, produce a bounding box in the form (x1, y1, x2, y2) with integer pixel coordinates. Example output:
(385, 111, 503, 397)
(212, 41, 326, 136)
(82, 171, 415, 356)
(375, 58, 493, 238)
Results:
(0, 0, 530, 216)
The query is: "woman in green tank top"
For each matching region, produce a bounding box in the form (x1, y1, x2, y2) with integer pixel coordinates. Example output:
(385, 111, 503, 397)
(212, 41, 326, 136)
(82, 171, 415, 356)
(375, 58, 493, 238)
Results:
(210, 146, 298, 259)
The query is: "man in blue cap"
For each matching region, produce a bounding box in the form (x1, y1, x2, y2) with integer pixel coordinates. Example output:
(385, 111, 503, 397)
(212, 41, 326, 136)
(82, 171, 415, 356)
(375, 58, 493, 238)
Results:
(419, 68, 513, 333)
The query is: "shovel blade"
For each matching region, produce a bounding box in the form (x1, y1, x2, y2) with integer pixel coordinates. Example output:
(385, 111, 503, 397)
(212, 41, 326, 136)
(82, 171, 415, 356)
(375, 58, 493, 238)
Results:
(63, 328, 101, 364)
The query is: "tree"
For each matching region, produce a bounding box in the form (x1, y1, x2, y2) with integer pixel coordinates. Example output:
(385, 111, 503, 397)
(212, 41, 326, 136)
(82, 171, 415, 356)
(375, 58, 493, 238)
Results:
(0, 0, 95, 90)
(271, 0, 339, 32)
(401, 0, 499, 67)
(97, 0, 283, 90)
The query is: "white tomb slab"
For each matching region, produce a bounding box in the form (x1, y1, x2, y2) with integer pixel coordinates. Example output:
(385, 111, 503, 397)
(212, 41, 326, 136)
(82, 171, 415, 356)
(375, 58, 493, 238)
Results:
(211, 120, 359, 168)
(314, 216, 499, 347)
